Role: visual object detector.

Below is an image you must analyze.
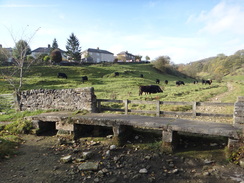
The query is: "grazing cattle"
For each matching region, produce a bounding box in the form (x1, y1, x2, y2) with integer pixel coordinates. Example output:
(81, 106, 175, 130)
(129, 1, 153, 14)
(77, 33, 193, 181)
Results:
(176, 81, 185, 86)
(57, 72, 67, 79)
(140, 74, 144, 78)
(114, 72, 119, 77)
(81, 76, 88, 83)
(139, 85, 163, 96)
(165, 80, 168, 85)
(205, 80, 212, 85)
(193, 80, 198, 84)
(156, 79, 160, 84)
(202, 79, 206, 85)
(202, 79, 212, 85)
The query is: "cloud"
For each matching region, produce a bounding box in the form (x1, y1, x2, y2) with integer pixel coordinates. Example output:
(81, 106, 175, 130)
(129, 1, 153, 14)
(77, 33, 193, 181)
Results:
(189, 1, 244, 35)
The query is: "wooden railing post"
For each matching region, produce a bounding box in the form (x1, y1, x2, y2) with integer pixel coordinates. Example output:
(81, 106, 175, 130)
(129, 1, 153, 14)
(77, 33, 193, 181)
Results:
(124, 99, 128, 115)
(156, 100, 160, 117)
(97, 100, 101, 113)
(192, 101, 197, 118)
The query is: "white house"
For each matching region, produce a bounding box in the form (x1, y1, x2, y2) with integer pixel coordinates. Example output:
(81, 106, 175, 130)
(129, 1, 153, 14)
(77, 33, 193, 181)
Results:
(81, 47, 114, 63)
(31, 44, 66, 59)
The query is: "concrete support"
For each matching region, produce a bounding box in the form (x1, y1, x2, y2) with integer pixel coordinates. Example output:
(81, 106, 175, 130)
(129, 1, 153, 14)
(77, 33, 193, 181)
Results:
(161, 129, 178, 153)
(112, 125, 132, 146)
(227, 138, 240, 150)
(56, 121, 74, 137)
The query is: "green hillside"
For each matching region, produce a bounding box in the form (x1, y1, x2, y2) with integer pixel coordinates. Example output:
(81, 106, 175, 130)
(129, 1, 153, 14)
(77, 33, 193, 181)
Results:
(0, 62, 238, 103)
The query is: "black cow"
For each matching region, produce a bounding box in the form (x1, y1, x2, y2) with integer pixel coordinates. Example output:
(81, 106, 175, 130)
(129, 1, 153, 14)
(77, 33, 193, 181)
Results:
(140, 74, 144, 78)
(193, 80, 198, 84)
(81, 76, 88, 83)
(165, 80, 168, 85)
(176, 81, 185, 86)
(156, 79, 160, 84)
(139, 85, 163, 96)
(205, 80, 212, 85)
(202, 79, 212, 85)
(57, 73, 67, 79)
(114, 72, 119, 77)
(202, 79, 206, 85)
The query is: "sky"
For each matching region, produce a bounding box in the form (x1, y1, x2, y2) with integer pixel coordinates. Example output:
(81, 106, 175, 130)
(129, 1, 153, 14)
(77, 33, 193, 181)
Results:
(0, 0, 244, 64)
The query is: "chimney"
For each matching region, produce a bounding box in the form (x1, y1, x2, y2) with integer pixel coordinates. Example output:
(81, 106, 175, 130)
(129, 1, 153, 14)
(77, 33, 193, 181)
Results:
(97, 47, 99, 50)
(48, 44, 50, 48)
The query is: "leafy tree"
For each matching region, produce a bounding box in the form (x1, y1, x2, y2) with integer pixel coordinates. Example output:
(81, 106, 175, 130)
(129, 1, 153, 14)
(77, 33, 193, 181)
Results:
(152, 56, 170, 73)
(12, 40, 31, 60)
(145, 55, 150, 61)
(66, 33, 81, 61)
(50, 49, 62, 64)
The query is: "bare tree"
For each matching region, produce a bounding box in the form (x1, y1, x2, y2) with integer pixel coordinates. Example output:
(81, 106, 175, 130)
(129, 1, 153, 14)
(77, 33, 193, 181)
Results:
(0, 26, 40, 110)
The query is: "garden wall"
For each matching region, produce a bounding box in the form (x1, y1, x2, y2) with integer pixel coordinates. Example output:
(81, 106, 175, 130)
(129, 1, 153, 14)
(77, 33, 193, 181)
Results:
(19, 87, 97, 112)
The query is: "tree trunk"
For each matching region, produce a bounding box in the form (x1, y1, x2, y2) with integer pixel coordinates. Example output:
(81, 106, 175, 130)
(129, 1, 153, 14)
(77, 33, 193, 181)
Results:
(14, 91, 22, 111)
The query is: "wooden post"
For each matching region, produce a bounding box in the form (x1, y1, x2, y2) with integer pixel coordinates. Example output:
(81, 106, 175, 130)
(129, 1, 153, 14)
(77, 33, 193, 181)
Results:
(124, 99, 128, 115)
(192, 101, 197, 118)
(156, 100, 160, 117)
(234, 96, 244, 129)
(97, 100, 101, 113)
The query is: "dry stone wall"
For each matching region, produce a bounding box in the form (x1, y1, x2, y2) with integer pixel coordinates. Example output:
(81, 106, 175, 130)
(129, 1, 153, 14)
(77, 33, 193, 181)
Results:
(19, 87, 97, 112)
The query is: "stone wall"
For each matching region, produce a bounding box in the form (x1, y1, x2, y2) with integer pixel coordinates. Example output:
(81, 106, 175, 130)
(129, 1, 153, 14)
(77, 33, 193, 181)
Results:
(233, 96, 244, 129)
(19, 87, 97, 112)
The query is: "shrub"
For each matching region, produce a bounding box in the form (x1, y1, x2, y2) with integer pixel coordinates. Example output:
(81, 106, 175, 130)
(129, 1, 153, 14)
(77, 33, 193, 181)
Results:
(50, 49, 62, 64)
(4, 120, 33, 134)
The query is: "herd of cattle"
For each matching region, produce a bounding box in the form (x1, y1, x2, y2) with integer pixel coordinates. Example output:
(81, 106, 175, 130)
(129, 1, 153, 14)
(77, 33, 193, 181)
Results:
(57, 72, 213, 96)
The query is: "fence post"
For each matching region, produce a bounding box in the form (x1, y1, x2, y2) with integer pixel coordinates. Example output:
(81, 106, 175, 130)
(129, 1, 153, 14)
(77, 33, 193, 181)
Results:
(156, 100, 160, 117)
(233, 96, 244, 129)
(192, 102, 197, 118)
(124, 99, 128, 115)
(97, 100, 101, 113)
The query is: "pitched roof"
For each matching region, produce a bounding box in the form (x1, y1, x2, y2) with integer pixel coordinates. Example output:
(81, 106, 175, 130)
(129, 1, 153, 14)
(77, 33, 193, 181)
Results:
(32, 47, 65, 53)
(85, 48, 113, 55)
(117, 51, 134, 56)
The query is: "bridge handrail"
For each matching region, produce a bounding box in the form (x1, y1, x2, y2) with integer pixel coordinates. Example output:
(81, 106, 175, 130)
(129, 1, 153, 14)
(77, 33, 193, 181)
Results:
(96, 99, 234, 118)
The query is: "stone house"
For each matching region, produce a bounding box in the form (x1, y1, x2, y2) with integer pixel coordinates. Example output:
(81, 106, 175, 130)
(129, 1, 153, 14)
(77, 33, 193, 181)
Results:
(117, 51, 136, 62)
(81, 47, 114, 63)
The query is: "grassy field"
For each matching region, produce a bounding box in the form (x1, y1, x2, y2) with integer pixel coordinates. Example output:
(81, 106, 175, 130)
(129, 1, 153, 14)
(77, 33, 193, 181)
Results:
(0, 63, 243, 121)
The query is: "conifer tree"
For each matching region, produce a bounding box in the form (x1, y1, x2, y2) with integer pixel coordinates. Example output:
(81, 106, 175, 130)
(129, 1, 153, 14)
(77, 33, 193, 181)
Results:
(66, 33, 81, 61)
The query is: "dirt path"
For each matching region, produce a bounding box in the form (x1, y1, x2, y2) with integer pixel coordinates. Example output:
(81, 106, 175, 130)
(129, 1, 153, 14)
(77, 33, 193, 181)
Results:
(0, 134, 243, 183)
(208, 82, 234, 102)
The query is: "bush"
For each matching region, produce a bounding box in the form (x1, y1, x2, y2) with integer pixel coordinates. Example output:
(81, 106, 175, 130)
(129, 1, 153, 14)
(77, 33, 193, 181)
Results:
(4, 120, 33, 134)
(50, 49, 62, 64)
(227, 130, 244, 165)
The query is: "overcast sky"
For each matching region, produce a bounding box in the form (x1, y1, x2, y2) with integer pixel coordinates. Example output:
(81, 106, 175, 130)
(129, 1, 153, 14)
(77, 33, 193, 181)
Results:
(0, 0, 244, 64)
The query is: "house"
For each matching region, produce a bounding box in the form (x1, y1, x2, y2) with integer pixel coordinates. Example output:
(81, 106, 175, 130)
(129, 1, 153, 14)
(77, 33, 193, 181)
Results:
(81, 47, 114, 63)
(117, 51, 136, 62)
(31, 44, 66, 59)
(0, 44, 14, 63)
